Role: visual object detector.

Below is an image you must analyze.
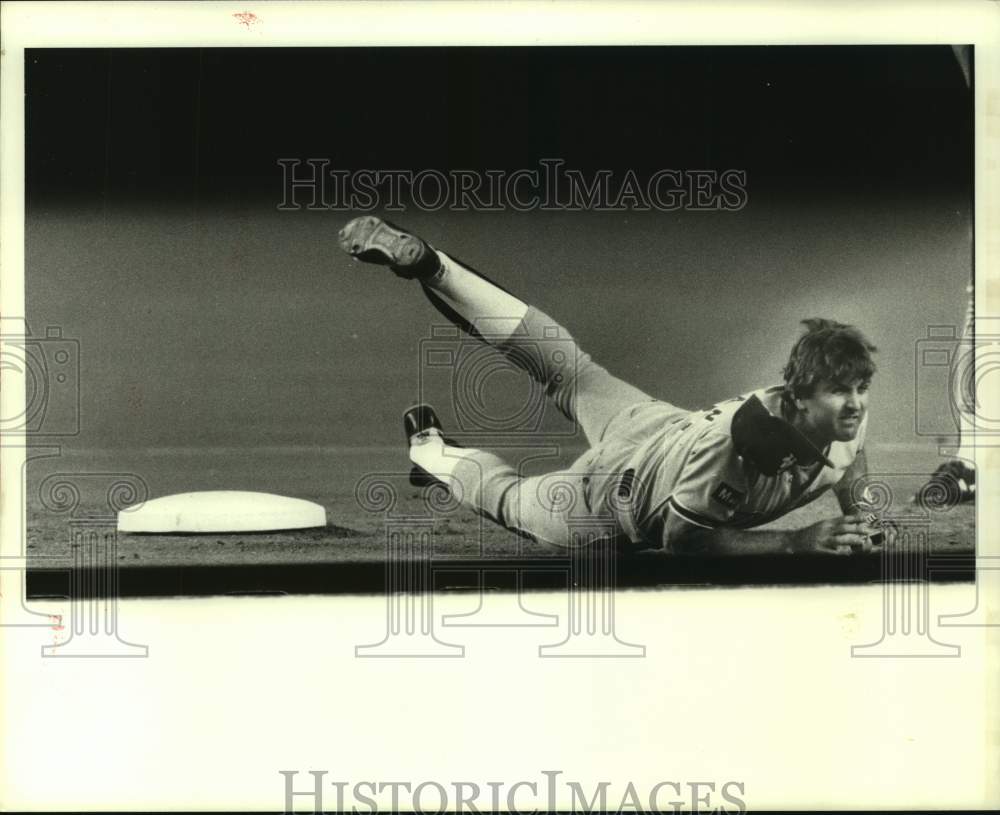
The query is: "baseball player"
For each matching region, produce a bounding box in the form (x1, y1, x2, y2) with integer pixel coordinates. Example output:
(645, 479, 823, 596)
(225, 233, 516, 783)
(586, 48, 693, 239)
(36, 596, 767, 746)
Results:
(338, 216, 888, 555)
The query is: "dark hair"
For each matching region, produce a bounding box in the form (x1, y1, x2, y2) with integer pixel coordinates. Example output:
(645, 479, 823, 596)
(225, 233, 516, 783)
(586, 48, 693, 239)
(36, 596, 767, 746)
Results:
(782, 318, 877, 400)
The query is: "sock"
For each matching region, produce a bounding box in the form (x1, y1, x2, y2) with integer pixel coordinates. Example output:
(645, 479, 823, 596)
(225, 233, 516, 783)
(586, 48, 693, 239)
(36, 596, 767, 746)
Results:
(424, 251, 529, 343)
(408, 429, 463, 487)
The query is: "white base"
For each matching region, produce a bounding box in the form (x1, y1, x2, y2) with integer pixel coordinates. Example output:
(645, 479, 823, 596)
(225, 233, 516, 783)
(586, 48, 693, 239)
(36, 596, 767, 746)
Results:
(117, 490, 327, 533)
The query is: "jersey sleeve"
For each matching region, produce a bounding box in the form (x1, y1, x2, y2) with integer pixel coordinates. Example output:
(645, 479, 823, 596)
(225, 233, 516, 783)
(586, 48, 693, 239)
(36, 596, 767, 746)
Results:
(666, 427, 747, 529)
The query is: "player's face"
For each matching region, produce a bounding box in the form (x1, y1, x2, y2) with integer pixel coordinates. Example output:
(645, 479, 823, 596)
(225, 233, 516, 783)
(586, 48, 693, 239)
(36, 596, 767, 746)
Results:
(798, 378, 870, 444)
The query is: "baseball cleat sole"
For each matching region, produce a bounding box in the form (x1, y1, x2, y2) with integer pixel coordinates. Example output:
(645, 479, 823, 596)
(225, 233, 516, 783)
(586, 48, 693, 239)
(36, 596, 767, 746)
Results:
(338, 216, 439, 279)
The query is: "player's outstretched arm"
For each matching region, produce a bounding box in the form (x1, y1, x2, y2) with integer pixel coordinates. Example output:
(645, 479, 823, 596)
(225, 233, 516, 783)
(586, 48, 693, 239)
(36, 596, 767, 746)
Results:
(661, 508, 877, 556)
(833, 448, 869, 516)
(830, 449, 896, 547)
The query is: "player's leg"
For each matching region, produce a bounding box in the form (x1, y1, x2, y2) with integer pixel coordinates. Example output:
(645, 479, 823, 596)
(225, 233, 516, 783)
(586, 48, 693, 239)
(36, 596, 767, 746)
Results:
(405, 405, 616, 545)
(339, 216, 657, 444)
(496, 302, 658, 444)
(338, 215, 527, 336)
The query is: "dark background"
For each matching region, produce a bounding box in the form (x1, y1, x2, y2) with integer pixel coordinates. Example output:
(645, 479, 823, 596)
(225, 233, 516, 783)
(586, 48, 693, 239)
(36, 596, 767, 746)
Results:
(26, 46, 971, 203)
(25, 46, 973, 455)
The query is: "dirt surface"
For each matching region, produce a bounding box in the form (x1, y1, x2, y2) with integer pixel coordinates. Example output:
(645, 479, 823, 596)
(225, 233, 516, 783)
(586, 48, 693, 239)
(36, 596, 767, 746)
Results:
(25, 443, 975, 573)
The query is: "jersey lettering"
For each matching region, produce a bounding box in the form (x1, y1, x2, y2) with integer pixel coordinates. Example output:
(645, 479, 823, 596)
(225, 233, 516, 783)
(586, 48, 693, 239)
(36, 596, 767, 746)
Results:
(712, 482, 745, 510)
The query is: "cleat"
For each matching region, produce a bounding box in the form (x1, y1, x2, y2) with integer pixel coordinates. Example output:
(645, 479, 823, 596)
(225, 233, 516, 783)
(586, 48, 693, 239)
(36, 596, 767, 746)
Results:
(403, 403, 444, 444)
(911, 459, 976, 508)
(402, 404, 462, 488)
(338, 216, 442, 280)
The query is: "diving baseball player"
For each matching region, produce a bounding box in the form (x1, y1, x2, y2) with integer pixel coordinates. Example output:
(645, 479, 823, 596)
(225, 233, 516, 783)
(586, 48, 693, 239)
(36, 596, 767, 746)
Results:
(338, 216, 889, 555)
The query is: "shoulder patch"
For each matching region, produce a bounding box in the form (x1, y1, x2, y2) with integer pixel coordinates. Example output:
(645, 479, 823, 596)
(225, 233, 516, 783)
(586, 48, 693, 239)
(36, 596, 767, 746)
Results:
(731, 394, 834, 476)
(712, 482, 745, 510)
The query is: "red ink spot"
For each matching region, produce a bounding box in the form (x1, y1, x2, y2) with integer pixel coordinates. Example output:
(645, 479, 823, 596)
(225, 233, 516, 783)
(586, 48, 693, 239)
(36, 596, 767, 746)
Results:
(233, 12, 259, 28)
(50, 614, 64, 631)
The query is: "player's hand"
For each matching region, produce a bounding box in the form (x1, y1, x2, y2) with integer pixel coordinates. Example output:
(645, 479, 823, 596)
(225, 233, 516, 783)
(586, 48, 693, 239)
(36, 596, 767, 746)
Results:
(788, 514, 879, 555)
(846, 502, 901, 549)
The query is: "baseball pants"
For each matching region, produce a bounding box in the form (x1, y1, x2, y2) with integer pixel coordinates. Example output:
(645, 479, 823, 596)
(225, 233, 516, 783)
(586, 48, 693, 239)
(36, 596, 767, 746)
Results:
(445, 305, 660, 547)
